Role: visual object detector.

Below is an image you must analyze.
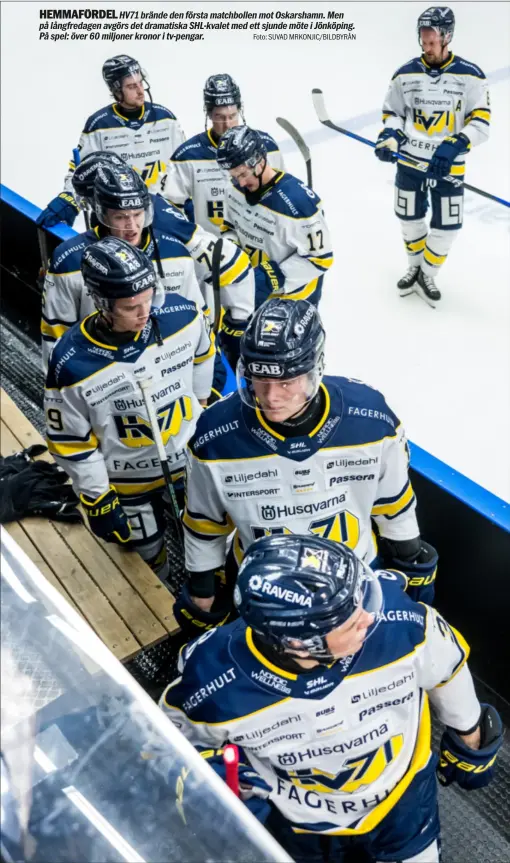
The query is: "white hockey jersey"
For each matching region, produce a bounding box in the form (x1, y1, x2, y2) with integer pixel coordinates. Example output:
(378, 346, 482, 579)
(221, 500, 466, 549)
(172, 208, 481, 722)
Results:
(159, 577, 479, 835)
(159, 128, 284, 236)
(221, 172, 333, 302)
(183, 378, 419, 574)
(41, 226, 204, 373)
(64, 101, 185, 193)
(44, 295, 214, 499)
(381, 54, 490, 176)
(151, 194, 254, 321)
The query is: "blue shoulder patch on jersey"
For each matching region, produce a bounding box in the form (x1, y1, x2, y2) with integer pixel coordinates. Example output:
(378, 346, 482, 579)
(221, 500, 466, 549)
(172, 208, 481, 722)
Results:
(346, 578, 428, 681)
(188, 392, 250, 458)
(150, 228, 193, 261)
(149, 102, 178, 120)
(49, 230, 96, 275)
(163, 620, 287, 724)
(151, 292, 199, 337)
(261, 173, 320, 219)
(83, 105, 116, 133)
(326, 376, 400, 448)
(445, 55, 486, 78)
(257, 129, 280, 154)
(152, 194, 196, 244)
(46, 317, 116, 390)
(392, 57, 424, 78)
(172, 132, 214, 162)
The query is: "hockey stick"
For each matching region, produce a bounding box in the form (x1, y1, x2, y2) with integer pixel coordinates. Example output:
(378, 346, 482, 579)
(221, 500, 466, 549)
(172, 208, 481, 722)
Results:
(211, 237, 223, 333)
(276, 117, 313, 187)
(72, 147, 91, 230)
(37, 228, 50, 279)
(136, 376, 184, 549)
(312, 88, 510, 207)
(223, 745, 240, 797)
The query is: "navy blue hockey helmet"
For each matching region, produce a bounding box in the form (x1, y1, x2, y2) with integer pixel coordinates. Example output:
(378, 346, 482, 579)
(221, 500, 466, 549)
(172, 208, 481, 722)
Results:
(216, 126, 267, 171)
(94, 163, 154, 229)
(237, 299, 325, 408)
(417, 7, 455, 45)
(234, 535, 383, 661)
(81, 237, 159, 312)
(72, 151, 126, 207)
(204, 74, 242, 113)
(102, 55, 146, 99)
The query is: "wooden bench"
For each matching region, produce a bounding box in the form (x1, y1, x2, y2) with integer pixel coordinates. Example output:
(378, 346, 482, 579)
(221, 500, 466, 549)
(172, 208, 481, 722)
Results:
(1, 388, 180, 663)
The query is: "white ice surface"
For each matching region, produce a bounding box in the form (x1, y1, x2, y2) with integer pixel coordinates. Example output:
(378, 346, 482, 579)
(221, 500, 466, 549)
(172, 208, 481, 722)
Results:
(1, 2, 509, 501)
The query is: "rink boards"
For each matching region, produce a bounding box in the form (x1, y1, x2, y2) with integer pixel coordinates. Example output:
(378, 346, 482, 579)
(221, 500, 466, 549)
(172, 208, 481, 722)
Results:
(1, 185, 509, 702)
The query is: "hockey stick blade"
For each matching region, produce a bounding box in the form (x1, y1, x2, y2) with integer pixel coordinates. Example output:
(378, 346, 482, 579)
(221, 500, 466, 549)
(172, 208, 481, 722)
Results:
(276, 117, 312, 187)
(312, 88, 509, 207)
(212, 237, 223, 333)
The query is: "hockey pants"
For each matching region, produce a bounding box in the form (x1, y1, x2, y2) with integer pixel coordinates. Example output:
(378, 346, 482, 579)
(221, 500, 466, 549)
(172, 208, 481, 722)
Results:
(266, 756, 441, 863)
(395, 164, 463, 279)
(120, 486, 184, 582)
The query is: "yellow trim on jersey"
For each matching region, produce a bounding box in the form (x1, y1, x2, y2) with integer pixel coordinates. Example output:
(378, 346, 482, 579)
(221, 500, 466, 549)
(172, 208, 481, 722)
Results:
(371, 482, 414, 518)
(421, 54, 455, 71)
(80, 314, 119, 351)
(294, 695, 432, 836)
(433, 623, 470, 687)
(194, 334, 216, 364)
(41, 320, 69, 341)
(162, 688, 293, 726)
(112, 102, 145, 122)
(309, 384, 331, 437)
(273, 279, 320, 302)
(183, 509, 234, 536)
(245, 627, 298, 680)
(219, 251, 250, 287)
(207, 128, 218, 149)
(255, 408, 286, 441)
(450, 164, 465, 176)
(309, 255, 333, 270)
(115, 477, 167, 495)
(423, 247, 447, 267)
(47, 430, 99, 459)
(233, 531, 244, 565)
(465, 109, 490, 124)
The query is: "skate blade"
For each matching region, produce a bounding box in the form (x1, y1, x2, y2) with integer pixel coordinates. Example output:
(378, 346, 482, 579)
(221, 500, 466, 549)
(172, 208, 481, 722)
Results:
(413, 283, 437, 308)
(398, 286, 416, 297)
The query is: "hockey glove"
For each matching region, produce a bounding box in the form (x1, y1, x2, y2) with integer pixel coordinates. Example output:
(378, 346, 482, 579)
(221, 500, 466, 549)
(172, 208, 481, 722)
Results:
(375, 128, 407, 163)
(219, 310, 249, 372)
(36, 192, 80, 228)
(200, 747, 272, 824)
(0, 446, 82, 524)
(173, 580, 235, 638)
(254, 260, 285, 307)
(80, 486, 132, 544)
(428, 133, 471, 178)
(437, 704, 503, 790)
(379, 537, 438, 605)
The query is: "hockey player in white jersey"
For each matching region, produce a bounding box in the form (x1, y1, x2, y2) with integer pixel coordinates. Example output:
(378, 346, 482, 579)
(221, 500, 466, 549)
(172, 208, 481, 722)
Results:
(176, 299, 437, 636)
(67, 150, 254, 334)
(44, 238, 214, 581)
(41, 163, 206, 374)
(215, 126, 333, 368)
(37, 54, 185, 228)
(159, 74, 283, 234)
(375, 7, 490, 305)
(159, 534, 503, 861)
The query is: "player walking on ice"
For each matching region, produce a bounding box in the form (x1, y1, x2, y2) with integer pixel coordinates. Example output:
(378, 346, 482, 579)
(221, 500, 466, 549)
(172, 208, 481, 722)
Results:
(175, 299, 438, 638)
(375, 7, 490, 306)
(160, 534, 503, 862)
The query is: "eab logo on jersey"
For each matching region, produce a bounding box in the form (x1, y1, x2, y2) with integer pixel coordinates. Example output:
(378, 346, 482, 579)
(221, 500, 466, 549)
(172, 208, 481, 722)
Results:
(113, 395, 192, 448)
